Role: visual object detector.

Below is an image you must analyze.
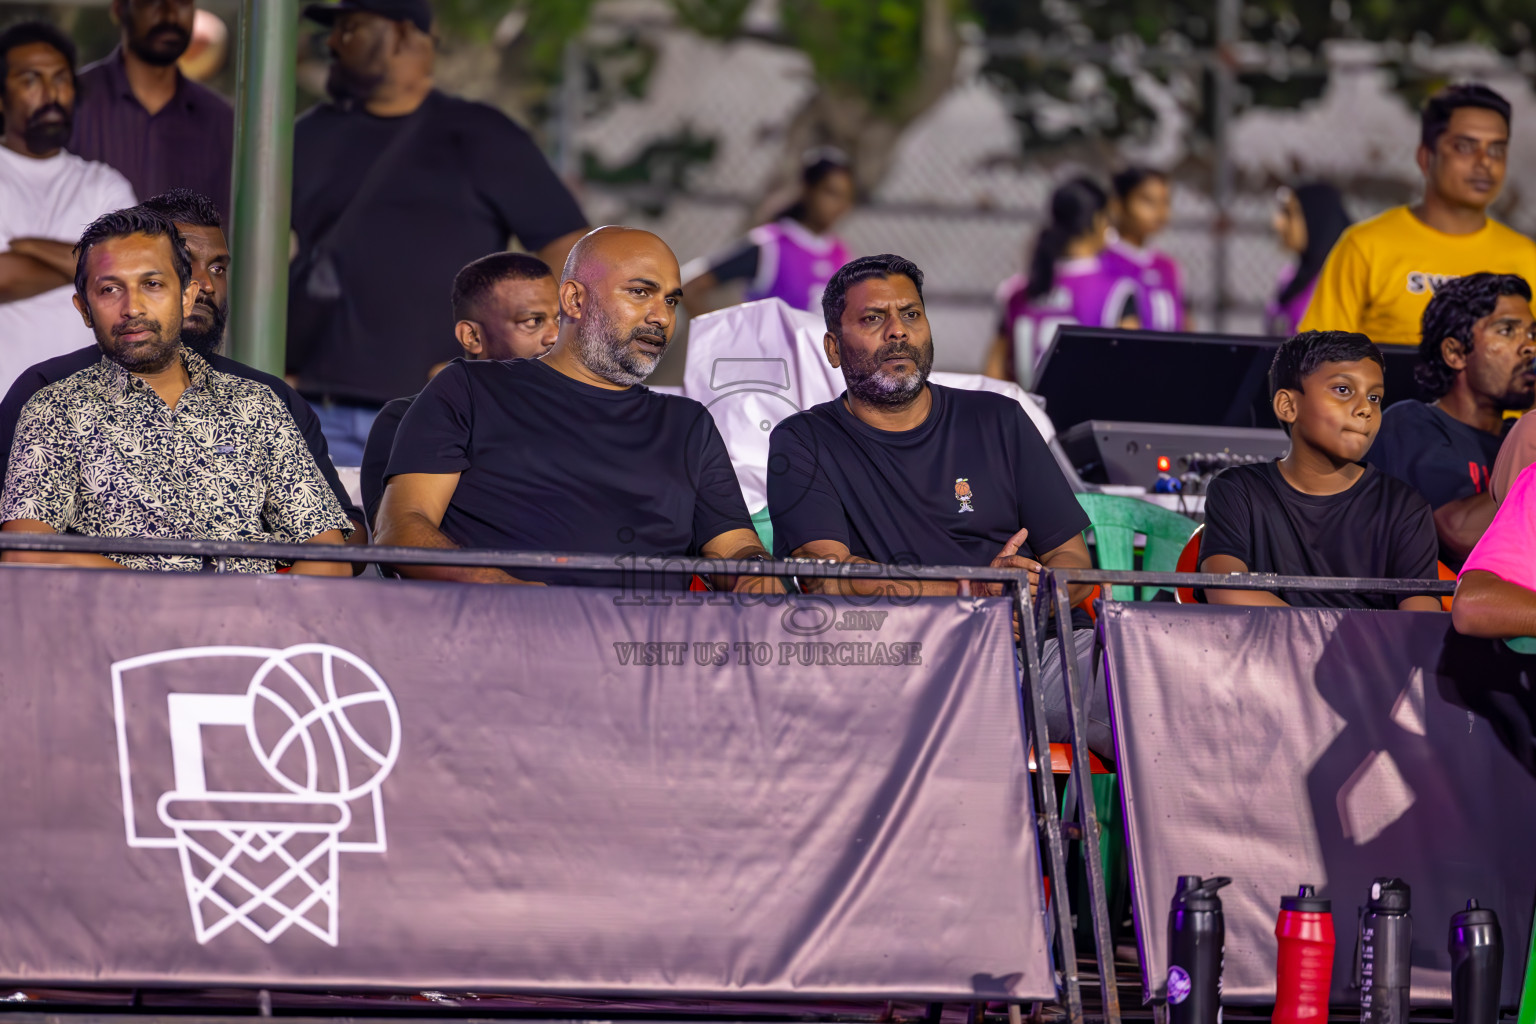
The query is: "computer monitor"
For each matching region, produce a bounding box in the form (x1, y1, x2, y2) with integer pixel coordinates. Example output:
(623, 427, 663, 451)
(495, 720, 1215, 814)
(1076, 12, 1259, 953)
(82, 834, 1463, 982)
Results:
(1032, 326, 1423, 432)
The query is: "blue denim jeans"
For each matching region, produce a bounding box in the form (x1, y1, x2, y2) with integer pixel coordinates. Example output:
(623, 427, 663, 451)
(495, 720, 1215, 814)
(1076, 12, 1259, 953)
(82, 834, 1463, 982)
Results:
(312, 400, 381, 467)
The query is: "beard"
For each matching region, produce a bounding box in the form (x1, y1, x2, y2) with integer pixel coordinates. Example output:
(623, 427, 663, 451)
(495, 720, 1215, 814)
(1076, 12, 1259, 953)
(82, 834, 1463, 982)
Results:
(839, 337, 933, 408)
(180, 297, 228, 356)
(325, 50, 386, 106)
(574, 301, 665, 386)
(127, 22, 192, 67)
(22, 103, 71, 154)
(97, 315, 182, 374)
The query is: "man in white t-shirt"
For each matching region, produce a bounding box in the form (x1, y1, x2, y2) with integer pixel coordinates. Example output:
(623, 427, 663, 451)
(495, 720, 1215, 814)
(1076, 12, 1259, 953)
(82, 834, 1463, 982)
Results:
(0, 22, 137, 391)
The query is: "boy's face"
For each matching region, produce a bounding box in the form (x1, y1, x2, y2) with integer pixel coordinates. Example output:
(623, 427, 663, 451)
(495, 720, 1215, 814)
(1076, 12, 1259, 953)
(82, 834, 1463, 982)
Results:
(1275, 358, 1385, 464)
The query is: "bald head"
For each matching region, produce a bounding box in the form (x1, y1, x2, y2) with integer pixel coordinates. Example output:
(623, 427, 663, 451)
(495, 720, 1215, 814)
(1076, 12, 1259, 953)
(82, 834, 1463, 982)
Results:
(553, 225, 683, 387)
(560, 225, 676, 287)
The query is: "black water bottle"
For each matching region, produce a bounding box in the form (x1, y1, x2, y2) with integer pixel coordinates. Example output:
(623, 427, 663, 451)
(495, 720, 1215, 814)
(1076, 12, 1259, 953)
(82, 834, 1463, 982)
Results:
(1357, 877, 1412, 1024)
(1449, 899, 1503, 1024)
(1167, 875, 1231, 1024)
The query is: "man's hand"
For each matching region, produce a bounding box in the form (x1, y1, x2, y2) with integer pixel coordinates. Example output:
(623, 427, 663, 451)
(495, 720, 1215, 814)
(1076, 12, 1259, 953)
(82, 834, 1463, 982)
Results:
(700, 528, 785, 594)
(961, 527, 1041, 598)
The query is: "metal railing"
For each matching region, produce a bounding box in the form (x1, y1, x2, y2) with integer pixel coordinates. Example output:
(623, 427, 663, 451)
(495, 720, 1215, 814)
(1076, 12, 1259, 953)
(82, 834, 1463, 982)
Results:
(0, 532, 1460, 1024)
(1024, 567, 1455, 1024)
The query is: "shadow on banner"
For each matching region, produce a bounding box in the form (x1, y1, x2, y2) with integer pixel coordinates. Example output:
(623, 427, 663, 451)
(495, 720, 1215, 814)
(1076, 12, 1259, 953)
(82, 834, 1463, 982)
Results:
(1101, 603, 1536, 1007)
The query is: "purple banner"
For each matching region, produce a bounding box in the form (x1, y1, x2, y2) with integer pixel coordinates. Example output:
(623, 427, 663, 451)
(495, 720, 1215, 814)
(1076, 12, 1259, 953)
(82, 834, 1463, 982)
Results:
(0, 567, 1051, 1001)
(1103, 603, 1536, 1006)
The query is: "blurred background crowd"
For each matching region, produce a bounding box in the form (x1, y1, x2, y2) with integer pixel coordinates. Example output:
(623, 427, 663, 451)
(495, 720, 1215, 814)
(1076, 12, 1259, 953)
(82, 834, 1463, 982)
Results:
(11, 0, 1536, 377)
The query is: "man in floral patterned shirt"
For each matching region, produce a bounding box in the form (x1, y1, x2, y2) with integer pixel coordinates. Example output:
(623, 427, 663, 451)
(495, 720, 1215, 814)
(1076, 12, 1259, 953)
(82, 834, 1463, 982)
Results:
(0, 206, 352, 573)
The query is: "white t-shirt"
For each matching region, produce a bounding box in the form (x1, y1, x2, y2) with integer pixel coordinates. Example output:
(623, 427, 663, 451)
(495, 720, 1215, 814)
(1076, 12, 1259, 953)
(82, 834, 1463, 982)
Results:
(0, 145, 136, 392)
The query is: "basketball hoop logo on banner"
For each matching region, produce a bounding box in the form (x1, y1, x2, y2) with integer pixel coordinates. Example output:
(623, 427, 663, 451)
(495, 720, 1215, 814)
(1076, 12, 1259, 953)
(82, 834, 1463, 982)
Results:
(111, 645, 401, 947)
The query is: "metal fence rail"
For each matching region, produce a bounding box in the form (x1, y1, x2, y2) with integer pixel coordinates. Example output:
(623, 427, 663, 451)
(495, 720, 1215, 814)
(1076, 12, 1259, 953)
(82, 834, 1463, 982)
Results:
(0, 534, 1462, 593)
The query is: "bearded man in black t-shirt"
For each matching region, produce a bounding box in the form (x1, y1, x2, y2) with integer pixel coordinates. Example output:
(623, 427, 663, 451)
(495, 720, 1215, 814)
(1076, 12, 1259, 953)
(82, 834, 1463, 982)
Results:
(375, 226, 778, 593)
(765, 253, 1111, 758)
(1367, 272, 1536, 568)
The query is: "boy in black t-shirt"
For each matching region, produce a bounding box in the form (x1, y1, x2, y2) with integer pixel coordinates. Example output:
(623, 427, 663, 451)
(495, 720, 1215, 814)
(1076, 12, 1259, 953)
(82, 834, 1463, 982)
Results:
(1200, 330, 1442, 610)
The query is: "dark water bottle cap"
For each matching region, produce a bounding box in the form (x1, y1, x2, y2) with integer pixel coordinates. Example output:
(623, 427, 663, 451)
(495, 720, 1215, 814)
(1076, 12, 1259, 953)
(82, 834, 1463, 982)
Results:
(1281, 884, 1331, 912)
(1173, 875, 1231, 911)
(1366, 877, 1411, 913)
(1451, 898, 1500, 928)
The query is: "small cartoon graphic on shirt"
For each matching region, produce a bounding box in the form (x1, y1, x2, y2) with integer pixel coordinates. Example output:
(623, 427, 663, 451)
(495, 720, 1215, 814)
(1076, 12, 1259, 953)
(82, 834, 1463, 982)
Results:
(954, 478, 975, 513)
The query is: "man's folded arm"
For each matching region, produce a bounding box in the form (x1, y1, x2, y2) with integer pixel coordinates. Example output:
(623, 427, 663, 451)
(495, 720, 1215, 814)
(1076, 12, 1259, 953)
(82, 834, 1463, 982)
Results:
(374, 471, 533, 585)
(0, 251, 70, 303)
(7, 238, 78, 278)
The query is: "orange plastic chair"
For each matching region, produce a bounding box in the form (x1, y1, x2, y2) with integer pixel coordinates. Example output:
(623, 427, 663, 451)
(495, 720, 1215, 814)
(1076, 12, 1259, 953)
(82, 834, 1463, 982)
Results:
(1175, 524, 1205, 604)
(1439, 560, 1455, 612)
(1029, 743, 1111, 775)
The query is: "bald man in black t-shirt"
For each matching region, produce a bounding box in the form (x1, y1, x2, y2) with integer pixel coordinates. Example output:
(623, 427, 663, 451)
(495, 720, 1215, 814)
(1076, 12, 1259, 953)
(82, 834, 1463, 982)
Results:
(375, 226, 778, 593)
(767, 254, 1110, 757)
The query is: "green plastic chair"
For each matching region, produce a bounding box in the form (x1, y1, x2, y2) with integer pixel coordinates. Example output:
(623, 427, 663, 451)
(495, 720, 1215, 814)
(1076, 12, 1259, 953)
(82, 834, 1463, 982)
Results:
(1076, 493, 1201, 601)
(1066, 493, 1199, 947)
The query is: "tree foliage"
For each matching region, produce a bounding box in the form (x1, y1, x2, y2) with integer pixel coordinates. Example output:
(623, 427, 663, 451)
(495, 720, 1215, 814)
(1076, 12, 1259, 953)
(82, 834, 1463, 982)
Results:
(431, 0, 960, 202)
(973, 0, 1536, 158)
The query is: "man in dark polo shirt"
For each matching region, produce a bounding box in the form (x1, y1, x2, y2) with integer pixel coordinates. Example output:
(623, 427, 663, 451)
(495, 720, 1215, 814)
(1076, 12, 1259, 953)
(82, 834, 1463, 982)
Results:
(1368, 272, 1536, 567)
(72, 0, 234, 221)
(0, 190, 366, 545)
(376, 227, 776, 592)
(766, 254, 1108, 757)
(287, 0, 588, 466)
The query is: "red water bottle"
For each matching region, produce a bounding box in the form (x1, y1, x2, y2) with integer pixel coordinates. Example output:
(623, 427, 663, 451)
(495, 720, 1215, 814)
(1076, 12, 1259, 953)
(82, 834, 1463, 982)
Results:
(1275, 884, 1335, 1022)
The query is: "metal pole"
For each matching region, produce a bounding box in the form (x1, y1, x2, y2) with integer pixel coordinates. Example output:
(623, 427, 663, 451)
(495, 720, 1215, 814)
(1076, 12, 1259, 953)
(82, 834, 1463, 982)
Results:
(1050, 573, 1121, 1024)
(1211, 0, 1239, 332)
(1015, 580, 1084, 1024)
(228, 0, 298, 376)
(554, 37, 583, 177)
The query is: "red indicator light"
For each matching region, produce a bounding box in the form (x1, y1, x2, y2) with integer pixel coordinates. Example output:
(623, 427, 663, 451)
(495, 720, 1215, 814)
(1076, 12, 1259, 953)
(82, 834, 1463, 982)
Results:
(1156, 456, 1171, 472)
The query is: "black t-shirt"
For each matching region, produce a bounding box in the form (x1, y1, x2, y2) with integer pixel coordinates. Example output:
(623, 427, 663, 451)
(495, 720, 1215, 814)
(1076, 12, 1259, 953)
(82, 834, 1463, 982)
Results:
(1366, 399, 1503, 506)
(1366, 399, 1503, 567)
(288, 92, 587, 405)
(385, 358, 753, 588)
(0, 345, 364, 528)
(767, 383, 1089, 567)
(1200, 461, 1438, 610)
(360, 394, 415, 528)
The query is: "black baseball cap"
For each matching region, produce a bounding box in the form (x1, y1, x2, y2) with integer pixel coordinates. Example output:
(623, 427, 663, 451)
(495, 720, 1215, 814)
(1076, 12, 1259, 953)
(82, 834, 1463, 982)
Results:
(302, 0, 432, 34)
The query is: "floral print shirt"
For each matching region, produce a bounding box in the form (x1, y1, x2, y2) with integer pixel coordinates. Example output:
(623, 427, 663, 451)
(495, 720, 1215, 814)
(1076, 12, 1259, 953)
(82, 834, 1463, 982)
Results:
(0, 348, 351, 572)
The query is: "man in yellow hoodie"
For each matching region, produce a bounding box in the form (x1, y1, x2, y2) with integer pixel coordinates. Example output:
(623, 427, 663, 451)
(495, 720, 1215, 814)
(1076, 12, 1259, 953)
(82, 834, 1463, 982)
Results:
(1300, 84, 1536, 347)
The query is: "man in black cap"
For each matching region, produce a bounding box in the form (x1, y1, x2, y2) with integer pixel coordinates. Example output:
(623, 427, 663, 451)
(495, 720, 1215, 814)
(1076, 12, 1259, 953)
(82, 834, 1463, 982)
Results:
(288, 0, 589, 465)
